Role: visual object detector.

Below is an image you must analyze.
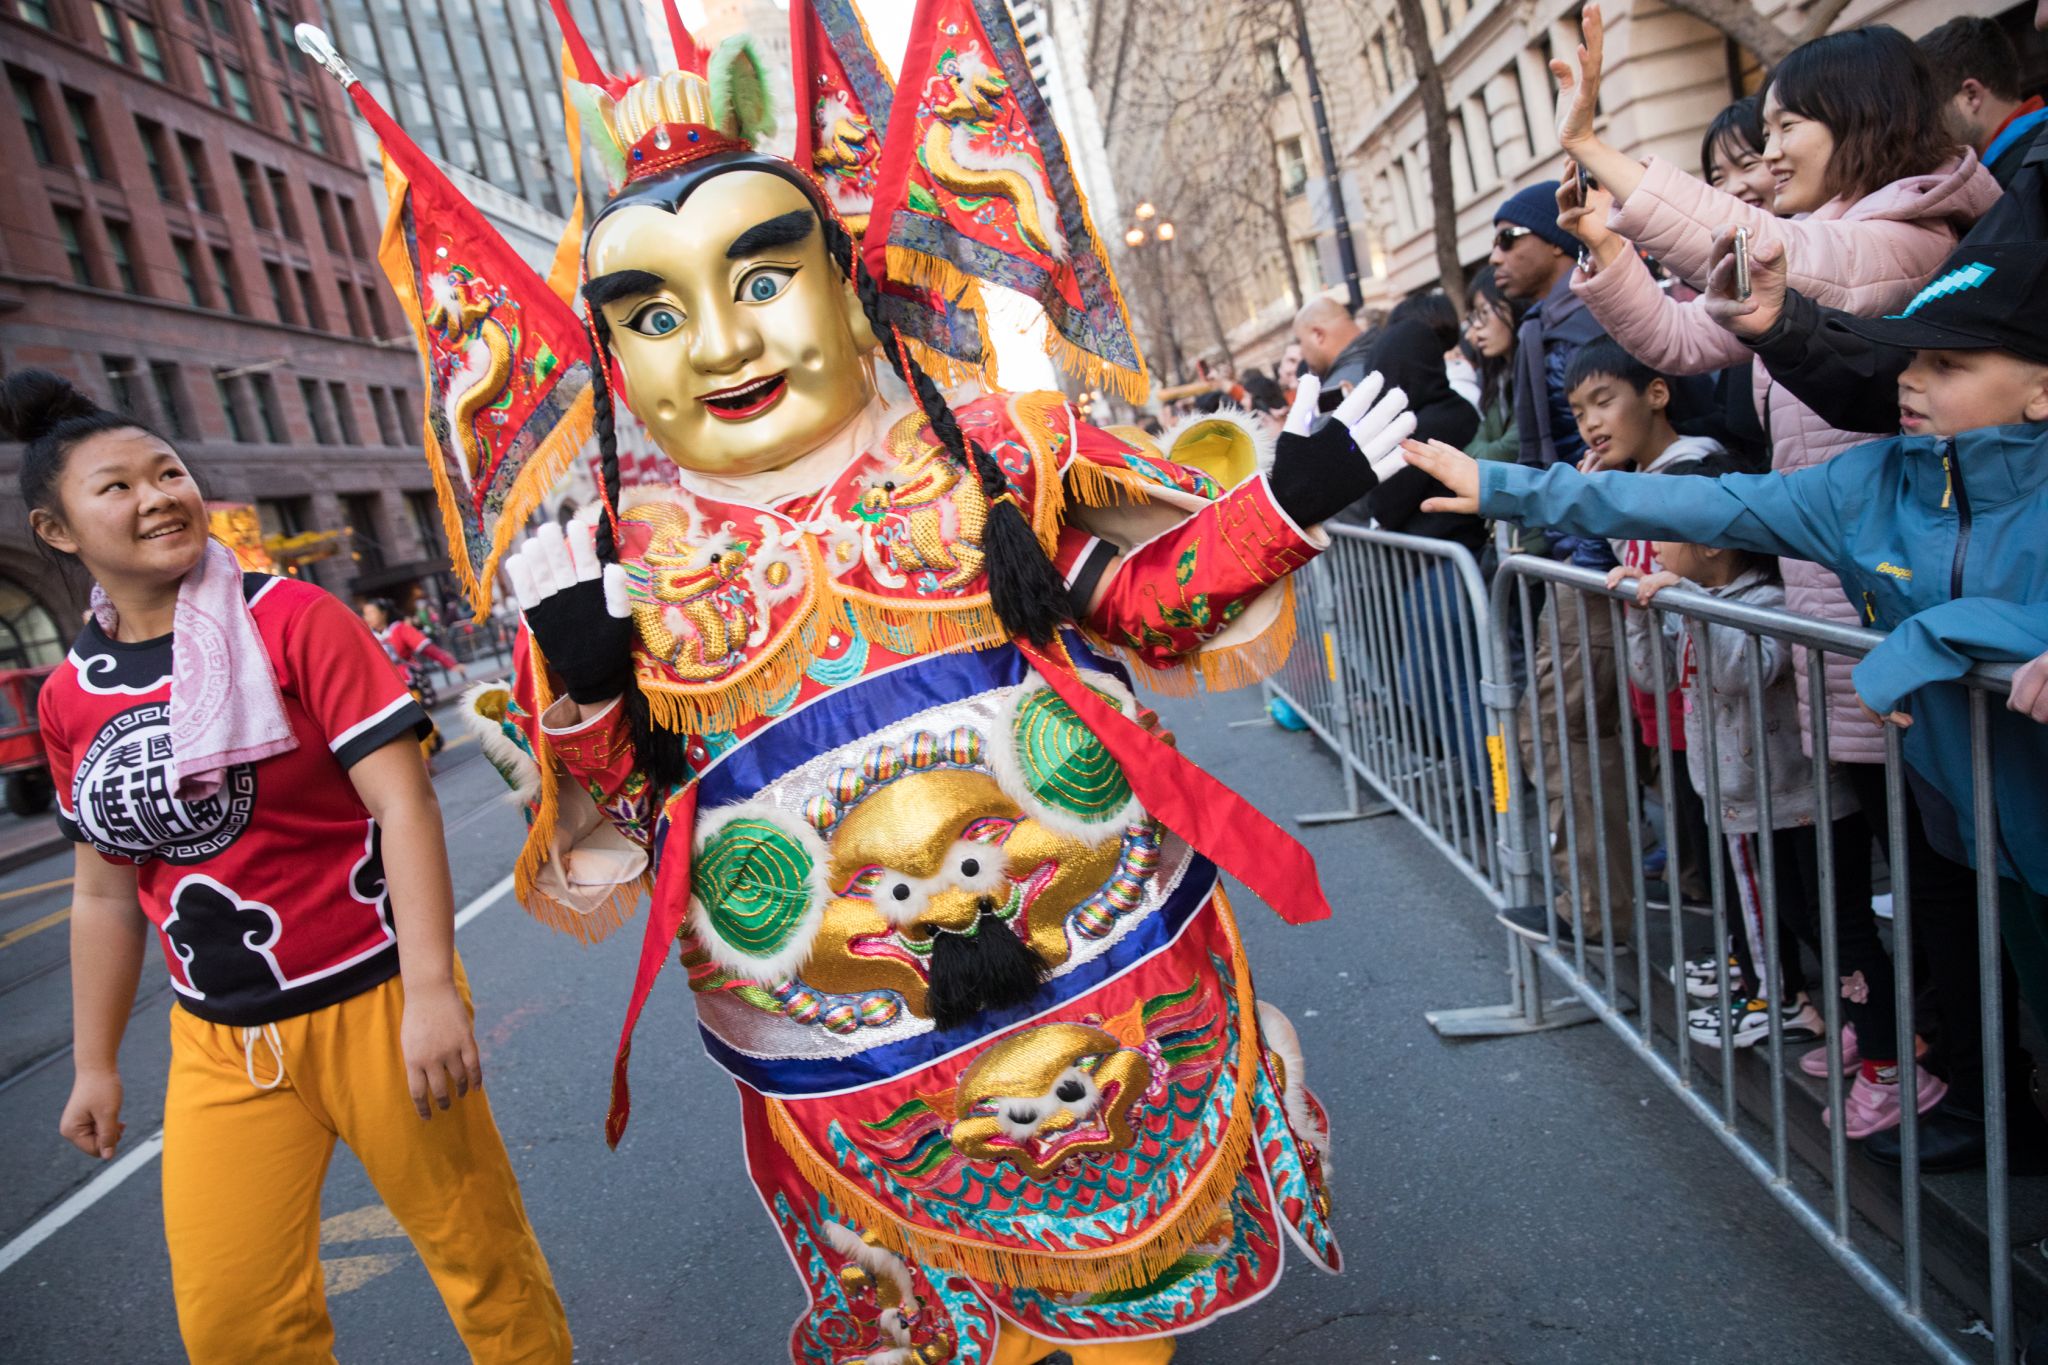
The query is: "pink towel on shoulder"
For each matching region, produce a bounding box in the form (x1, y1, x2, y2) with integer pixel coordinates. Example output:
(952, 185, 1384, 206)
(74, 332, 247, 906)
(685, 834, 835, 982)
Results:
(91, 539, 298, 800)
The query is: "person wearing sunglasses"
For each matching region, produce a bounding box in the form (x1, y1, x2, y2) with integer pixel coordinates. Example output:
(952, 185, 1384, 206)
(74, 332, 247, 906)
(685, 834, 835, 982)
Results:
(1489, 180, 1604, 479)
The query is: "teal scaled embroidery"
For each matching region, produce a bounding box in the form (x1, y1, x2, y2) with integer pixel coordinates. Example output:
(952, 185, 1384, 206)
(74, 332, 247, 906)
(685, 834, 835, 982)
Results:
(996, 1167, 1278, 1337)
(805, 604, 872, 688)
(823, 963, 1243, 1244)
(1250, 1054, 1339, 1269)
(776, 1193, 995, 1364)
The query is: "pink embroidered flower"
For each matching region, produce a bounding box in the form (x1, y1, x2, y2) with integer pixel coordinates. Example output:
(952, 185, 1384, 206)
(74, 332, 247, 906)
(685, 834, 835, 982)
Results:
(1840, 971, 1870, 1004)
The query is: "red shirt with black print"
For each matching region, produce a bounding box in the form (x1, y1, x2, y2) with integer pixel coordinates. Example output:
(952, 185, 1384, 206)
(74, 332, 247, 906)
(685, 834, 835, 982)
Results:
(40, 574, 429, 1026)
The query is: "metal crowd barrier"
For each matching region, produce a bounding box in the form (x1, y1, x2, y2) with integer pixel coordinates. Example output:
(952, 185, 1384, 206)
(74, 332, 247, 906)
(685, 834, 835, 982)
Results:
(1264, 537, 2033, 1363)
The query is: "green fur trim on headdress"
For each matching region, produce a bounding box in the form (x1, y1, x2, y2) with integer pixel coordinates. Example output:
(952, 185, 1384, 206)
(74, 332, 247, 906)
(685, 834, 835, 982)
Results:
(567, 80, 628, 190)
(708, 34, 776, 144)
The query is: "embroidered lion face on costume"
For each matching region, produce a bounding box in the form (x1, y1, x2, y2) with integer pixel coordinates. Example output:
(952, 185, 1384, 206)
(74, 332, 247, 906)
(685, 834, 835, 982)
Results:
(950, 1023, 1152, 1178)
(802, 769, 1122, 1021)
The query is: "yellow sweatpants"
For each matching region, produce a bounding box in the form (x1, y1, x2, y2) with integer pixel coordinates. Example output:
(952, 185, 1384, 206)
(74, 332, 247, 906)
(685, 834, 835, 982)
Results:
(161, 965, 570, 1364)
(990, 1324, 1177, 1365)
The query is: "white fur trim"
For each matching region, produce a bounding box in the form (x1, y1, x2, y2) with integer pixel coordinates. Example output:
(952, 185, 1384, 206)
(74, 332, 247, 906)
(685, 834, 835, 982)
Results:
(986, 673, 1146, 840)
(459, 682, 541, 803)
(1257, 1000, 1332, 1164)
(1156, 404, 1277, 478)
(687, 801, 832, 984)
(820, 1221, 916, 1310)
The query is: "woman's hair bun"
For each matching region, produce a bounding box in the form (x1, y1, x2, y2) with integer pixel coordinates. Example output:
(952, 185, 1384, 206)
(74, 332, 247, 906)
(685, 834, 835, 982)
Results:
(0, 369, 102, 444)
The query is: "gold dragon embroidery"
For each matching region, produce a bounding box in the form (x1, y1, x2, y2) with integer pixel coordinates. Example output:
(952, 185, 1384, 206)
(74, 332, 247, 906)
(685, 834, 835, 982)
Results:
(424, 277, 513, 486)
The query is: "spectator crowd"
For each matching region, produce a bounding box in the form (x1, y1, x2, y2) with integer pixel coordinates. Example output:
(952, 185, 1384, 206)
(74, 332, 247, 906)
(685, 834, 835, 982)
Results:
(1231, 4, 2048, 1252)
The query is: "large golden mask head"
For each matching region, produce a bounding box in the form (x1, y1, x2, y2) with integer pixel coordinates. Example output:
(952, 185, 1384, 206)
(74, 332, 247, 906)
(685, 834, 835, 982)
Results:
(800, 769, 1124, 1029)
(585, 159, 879, 478)
(950, 1023, 1152, 1178)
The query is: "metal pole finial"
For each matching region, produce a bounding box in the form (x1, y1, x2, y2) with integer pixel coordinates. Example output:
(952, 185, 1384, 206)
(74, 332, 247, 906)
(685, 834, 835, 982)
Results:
(295, 24, 358, 87)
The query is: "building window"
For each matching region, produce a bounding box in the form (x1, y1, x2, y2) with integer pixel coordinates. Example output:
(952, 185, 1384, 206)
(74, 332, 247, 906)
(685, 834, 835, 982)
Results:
(294, 268, 324, 329)
(1257, 40, 1286, 96)
(55, 209, 91, 284)
(130, 19, 165, 80)
(337, 279, 365, 335)
(282, 8, 306, 73)
(1277, 137, 1308, 198)
(209, 246, 240, 311)
(199, 56, 223, 108)
(250, 373, 284, 442)
(301, 101, 326, 154)
(105, 221, 138, 292)
(92, 2, 128, 64)
(235, 156, 270, 228)
(264, 261, 294, 323)
(368, 386, 398, 446)
(10, 71, 51, 166)
(252, 2, 281, 62)
(205, 0, 230, 32)
(64, 91, 104, 180)
(267, 169, 300, 238)
(283, 98, 303, 144)
(361, 281, 388, 335)
(337, 194, 366, 256)
(136, 117, 172, 197)
(178, 135, 217, 212)
(214, 373, 249, 442)
(15, 0, 53, 28)
(101, 355, 139, 415)
(299, 377, 334, 444)
(149, 362, 192, 439)
(224, 66, 254, 122)
(172, 236, 201, 304)
(344, 493, 385, 570)
(407, 490, 444, 557)
(311, 186, 339, 250)
(328, 382, 359, 444)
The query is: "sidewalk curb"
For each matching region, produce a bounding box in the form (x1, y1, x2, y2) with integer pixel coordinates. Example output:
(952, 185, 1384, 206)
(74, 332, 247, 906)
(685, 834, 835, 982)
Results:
(0, 831, 69, 877)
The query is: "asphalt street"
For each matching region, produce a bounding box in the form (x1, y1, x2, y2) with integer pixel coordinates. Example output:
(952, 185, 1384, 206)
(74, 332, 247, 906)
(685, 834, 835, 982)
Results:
(0, 683, 1938, 1363)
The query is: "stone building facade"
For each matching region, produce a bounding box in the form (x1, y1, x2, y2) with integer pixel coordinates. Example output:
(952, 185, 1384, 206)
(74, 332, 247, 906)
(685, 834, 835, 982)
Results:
(1, 0, 456, 653)
(1077, 0, 2029, 381)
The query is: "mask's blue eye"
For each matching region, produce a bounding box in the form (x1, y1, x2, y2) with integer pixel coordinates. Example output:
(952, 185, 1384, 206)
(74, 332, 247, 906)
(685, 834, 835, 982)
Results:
(739, 267, 794, 304)
(628, 304, 683, 337)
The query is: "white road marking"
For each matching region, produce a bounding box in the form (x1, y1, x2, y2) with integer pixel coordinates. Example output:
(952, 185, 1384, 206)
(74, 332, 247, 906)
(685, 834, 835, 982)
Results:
(0, 874, 517, 1277)
(0, 1132, 165, 1275)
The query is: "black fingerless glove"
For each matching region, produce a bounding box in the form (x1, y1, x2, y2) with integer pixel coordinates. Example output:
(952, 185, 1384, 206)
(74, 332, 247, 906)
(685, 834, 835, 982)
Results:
(1267, 416, 1377, 528)
(525, 579, 635, 704)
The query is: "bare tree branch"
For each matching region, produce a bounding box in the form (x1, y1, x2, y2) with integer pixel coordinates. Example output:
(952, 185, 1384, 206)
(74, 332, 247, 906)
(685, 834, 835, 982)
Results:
(1386, 0, 1467, 312)
(1658, 0, 1798, 65)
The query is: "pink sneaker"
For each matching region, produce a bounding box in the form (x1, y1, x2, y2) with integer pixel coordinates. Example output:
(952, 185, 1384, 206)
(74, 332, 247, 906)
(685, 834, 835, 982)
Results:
(1798, 1026, 1929, 1079)
(1825, 1069, 1949, 1139)
(1799, 1024, 1859, 1078)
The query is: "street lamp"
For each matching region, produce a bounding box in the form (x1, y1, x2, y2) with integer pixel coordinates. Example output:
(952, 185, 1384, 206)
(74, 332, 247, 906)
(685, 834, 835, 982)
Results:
(1124, 226, 1146, 248)
(1135, 201, 1155, 220)
(1155, 221, 1175, 242)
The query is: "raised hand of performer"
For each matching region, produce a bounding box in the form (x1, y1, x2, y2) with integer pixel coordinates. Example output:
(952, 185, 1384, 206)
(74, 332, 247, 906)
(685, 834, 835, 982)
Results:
(505, 521, 634, 717)
(1267, 370, 1415, 527)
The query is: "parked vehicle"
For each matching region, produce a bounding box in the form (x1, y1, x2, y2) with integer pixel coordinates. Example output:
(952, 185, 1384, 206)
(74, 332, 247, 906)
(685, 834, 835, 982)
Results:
(0, 665, 58, 816)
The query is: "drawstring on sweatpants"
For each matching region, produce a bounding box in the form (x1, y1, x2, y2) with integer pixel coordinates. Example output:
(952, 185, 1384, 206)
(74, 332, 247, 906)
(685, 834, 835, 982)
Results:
(240, 1025, 286, 1090)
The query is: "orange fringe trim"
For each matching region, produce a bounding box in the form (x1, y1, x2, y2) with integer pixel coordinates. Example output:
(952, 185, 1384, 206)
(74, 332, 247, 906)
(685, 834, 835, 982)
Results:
(838, 595, 1008, 661)
(637, 607, 824, 736)
(1002, 392, 1076, 560)
(762, 901, 1260, 1294)
(514, 634, 562, 910)
(518, 874, 647, 946)
(1106, 579, 1302, 698)
(1062, 458, 1165, 511)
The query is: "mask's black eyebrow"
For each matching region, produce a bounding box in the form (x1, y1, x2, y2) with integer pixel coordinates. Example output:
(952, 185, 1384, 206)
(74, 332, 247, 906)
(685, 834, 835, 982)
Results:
(726, 209, 816, 260)
(583, 269, 665, 309)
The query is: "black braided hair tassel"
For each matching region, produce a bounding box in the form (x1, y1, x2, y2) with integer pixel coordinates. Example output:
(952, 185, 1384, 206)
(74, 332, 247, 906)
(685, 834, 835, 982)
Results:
(585, 312, 624, 564)
(832, 230, 1073, 645)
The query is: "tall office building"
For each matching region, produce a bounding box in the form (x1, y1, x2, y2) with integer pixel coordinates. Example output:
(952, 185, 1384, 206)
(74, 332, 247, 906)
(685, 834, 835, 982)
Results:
(0, 0, 455, 638)
(327, 0, 659, 268)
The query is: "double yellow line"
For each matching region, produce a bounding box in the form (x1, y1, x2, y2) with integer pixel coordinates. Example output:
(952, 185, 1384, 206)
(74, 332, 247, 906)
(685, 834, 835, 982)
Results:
(0, 876, 75, 951)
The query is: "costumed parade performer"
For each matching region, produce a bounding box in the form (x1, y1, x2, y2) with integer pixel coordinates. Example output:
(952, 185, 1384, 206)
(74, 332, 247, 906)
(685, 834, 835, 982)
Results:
(299, 1, 1415, 1358)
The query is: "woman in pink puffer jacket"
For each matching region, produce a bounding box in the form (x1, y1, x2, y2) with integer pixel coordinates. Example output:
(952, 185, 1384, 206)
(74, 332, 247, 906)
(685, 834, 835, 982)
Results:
(1556, 18, 2000, 766)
